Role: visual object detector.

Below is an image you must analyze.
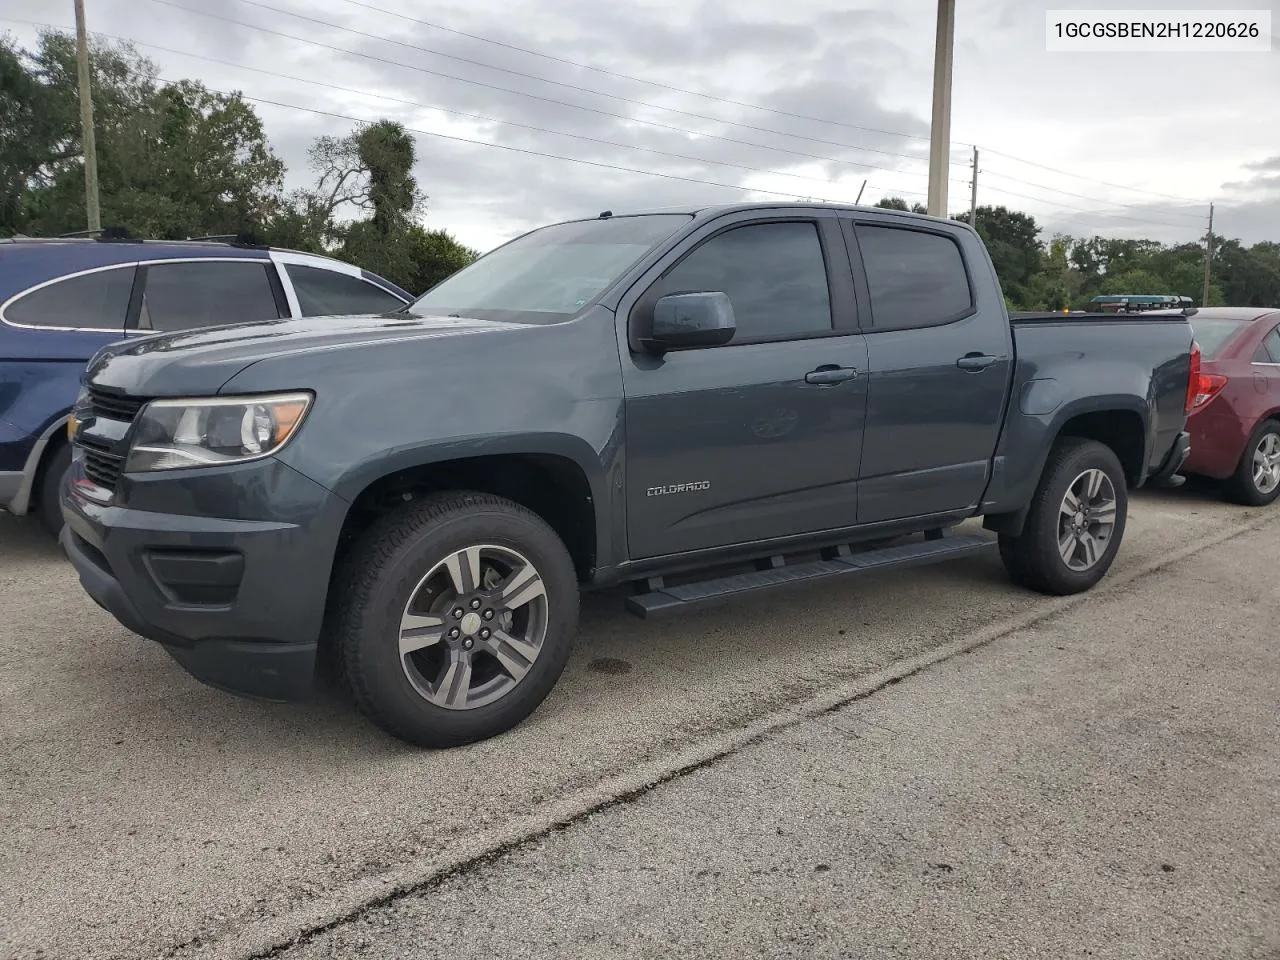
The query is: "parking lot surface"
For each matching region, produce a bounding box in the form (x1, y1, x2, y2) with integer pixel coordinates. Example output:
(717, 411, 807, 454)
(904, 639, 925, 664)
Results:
(282, 520, 1280, 960)
(0, 485, 1275, 959)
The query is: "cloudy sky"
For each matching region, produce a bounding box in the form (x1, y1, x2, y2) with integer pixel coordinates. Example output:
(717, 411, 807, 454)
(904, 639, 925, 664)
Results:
(4, 0, 1278, 252)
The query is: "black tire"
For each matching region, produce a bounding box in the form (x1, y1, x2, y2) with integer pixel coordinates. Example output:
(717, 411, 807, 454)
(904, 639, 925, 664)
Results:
(1223, 419, 1280, 506)
(332, 491, 579, 749)
(37, 442, 72, 538)
(998, 437, 1128, 596)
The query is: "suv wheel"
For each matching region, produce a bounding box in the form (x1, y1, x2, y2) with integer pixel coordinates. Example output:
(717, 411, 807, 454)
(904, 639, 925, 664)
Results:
(333, 491, 579, 748)
(1224, 419, 1280, 506)
(999, 437, 1127, 595)
(37, 443, 72, 538)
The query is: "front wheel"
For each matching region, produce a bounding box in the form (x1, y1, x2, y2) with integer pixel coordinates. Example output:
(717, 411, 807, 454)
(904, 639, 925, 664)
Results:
(999, 437, 1128, 596)
(37, 443, 72, 538)
(333, 492, 579, 748)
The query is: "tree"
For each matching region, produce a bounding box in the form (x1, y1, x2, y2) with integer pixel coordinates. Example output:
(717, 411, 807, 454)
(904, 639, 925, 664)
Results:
(0, 34, 65, 232)
(956, 205, 1043, 308)
(875, 196, 927, 214)
(6, 31, 284, 239)
(404, 226, 479, 293)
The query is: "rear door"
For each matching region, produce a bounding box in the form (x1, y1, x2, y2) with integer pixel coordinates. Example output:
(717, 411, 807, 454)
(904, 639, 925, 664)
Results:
(132, 259, 286, 333)
(843, 217, 1011, 524)
(619, 209, 869, 559)
(1, 262, 136, 356)
(0, 262, 137, 453)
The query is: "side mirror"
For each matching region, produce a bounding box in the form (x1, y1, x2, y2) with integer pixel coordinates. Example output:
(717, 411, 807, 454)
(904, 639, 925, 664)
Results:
(645, 292, 736, 352)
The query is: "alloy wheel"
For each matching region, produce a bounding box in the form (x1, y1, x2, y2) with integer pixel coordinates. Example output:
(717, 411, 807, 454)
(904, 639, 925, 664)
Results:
(1057, 468, 1118, 572)
(398, 544, 548, 710)
(1251, 432, 1280, 495)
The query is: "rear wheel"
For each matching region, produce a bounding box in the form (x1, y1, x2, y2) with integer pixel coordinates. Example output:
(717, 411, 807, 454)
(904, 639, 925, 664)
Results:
(1224, 419, 1280, 506)
(333, 491, 579, 748)
(37, 443, 72, 538)
(999, 437, 1127, 595)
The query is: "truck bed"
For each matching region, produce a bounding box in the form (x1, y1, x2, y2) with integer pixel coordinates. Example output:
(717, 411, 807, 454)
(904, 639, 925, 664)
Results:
(1010, 311, 1195, 324)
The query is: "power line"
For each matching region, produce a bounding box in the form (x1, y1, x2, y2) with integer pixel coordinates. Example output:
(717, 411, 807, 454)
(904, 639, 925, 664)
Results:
(166, 85, 895, 205)
(326, 0, 944, 146)
(4, 14, 1209, 227)
(980, 166, 1207, 222)
(114, 37, 934, 194)
(977, 145, 1207, 205)
(321, 0, 1214, 210)
(148, 0, 944, 169)
(4, 15, 965, 184)
(980, 183, 1203, 231)
(190, 0, 1216, 216)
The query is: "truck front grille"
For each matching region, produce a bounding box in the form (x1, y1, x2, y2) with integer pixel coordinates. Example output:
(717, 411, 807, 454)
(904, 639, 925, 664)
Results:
(87, 385, 148, 423)
(78, 386, 150, 494)
(82, 449, 125, 492)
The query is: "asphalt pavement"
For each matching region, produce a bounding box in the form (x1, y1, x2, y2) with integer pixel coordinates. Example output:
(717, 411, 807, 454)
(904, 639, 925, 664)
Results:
(0, 483, 1275, 960)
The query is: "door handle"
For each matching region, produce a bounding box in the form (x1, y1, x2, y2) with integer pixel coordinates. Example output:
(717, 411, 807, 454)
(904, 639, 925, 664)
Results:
(805, 365, 857, 385)
(956, 353, 999, 372)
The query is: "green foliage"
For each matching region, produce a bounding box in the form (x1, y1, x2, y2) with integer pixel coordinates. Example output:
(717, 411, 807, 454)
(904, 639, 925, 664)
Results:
(875, 196, 928, 214)
(5, 31, 283, 239)
(956, 206, 1043, 308)
(404, 226, 479, 292)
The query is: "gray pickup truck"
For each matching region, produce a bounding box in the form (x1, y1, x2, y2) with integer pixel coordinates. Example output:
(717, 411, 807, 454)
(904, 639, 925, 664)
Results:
(61, 204, 1196, 748)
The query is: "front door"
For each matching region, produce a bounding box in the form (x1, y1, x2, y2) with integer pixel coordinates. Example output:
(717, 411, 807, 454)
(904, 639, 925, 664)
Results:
(620, 213, 869, 560)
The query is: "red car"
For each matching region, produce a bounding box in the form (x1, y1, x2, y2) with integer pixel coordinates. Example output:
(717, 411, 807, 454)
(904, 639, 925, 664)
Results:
(1181, 306, 1280, 504)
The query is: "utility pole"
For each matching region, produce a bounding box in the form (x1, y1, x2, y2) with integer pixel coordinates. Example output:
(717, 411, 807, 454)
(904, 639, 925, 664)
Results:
(927, 0, 956, 217)
(968, 147, 979, 226)
(73, 0, 101, 232)
(1201, 202, 1214, 307)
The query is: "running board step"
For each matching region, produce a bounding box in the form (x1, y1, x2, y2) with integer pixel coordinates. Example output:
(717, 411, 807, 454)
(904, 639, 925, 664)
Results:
(625, 534, 996, 619)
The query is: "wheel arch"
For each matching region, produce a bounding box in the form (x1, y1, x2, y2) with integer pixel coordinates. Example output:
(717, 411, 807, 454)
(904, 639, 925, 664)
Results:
(984, 398, 1148, 537)
(9, 413, 70, 516)
(329, 442, 605, 587)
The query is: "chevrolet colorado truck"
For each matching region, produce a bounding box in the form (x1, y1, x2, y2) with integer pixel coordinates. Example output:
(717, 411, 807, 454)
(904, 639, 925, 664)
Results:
(60, 204, 1197, 748)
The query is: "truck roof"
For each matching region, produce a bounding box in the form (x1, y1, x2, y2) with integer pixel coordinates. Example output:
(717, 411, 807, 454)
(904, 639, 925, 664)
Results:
(586, 202, 968, 230)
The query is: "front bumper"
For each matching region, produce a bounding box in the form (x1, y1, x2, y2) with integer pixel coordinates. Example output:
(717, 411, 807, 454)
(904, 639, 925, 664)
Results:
(59, 457, 347, 702)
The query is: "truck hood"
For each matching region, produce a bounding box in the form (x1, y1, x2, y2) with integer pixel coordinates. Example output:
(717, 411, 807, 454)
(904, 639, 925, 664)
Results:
(87, 312, 525, 397)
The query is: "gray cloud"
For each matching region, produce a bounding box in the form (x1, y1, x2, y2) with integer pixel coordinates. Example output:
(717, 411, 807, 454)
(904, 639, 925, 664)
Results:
(4, 0, 1277, 251)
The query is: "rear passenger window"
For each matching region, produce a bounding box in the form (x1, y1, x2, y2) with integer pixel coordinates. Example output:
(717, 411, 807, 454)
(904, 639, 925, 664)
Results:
(4, 266, 134, 330)
(857, 225, 973, 331)
(1258, 328, 1280, 362)
(139, 261, 280, 333)
(285, 264, 405, 317)
(655, 221, 832, 343)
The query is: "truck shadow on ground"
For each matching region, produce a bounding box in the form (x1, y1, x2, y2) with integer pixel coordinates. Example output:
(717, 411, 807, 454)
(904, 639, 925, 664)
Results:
(4, 479, 1254, 770)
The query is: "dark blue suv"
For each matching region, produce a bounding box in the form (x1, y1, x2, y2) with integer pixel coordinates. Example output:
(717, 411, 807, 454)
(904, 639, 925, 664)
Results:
(1, 236, 411, 535)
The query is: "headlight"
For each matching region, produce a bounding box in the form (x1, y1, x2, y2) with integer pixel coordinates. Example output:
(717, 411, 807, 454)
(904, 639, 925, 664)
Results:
(124, 392, 313, 473)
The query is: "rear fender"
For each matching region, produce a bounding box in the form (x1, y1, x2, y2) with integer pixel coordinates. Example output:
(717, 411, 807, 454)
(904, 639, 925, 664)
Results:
(982, 394, 1151, 537)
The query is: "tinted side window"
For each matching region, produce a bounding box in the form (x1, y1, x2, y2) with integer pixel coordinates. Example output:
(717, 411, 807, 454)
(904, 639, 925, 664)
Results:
(1260, 328, 1280, 362)
(140, 261, 279, 332)
(857, 225, 973, 331)
(4, 266, 135, 330)
(286, 264, 405, 317)
(655, 221, 832, 342)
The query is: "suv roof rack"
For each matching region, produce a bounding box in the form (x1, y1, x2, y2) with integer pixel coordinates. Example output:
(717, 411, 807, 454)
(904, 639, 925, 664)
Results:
(57, 226, 137, 241)
(185, 232, 267, 248)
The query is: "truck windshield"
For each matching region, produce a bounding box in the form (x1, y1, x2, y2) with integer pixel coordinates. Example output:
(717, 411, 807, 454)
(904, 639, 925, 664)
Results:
(406, 214, 691, 324)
